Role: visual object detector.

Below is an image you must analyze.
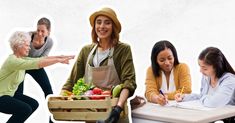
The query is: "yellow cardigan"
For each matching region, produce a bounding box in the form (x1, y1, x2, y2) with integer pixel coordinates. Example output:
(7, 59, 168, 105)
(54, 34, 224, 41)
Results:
(145, 63, 192, 102)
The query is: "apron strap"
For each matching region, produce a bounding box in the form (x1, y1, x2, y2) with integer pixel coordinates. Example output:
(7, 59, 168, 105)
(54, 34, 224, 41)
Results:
(85, 44, 98, 66)
(107, 47, 114, 65)
(86, 44, 114, 66)
(84, 44, 98, 83)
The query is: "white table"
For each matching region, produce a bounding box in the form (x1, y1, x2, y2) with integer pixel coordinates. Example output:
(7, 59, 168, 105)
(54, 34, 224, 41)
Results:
(131, 102, 235, 123)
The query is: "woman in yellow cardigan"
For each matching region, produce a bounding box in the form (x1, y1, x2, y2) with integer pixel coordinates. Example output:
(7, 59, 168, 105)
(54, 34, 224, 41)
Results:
(145, 40, 192, 106)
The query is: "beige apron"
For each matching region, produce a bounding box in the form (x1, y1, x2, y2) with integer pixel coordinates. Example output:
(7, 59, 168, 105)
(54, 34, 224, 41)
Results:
(84, 44, 129, 123)
(84, 44, 120, 89)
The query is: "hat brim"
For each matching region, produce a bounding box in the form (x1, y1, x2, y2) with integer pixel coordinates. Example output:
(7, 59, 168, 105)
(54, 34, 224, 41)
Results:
(89, 11, 121, 33)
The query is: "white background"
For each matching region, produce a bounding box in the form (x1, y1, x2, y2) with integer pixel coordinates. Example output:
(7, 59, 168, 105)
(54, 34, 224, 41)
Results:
(1, 0, 235, 123)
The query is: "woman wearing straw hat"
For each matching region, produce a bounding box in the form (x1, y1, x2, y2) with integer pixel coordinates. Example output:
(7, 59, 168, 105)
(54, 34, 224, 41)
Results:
(60, 7, 136, 123)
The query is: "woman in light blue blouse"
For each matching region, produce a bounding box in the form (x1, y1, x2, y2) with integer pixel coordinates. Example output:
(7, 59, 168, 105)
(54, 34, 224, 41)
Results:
(175, 47, 235, 108)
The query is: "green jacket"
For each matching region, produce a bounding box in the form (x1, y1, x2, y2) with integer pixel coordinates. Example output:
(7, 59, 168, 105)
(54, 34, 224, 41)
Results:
(0, 55, 41, 96)
(62, 42, 136, 97)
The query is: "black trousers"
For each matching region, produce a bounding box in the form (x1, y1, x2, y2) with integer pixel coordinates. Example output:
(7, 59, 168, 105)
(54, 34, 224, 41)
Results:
(15, 68, 54, 123)
(223, 116, 235, 123)
(16, 68, 53, 97)
(0, 93, 38, 123)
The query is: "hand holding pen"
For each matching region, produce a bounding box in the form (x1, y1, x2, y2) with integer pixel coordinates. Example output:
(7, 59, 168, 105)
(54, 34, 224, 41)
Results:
(175, 86, 185, 102)
(157, 90, 168, 106)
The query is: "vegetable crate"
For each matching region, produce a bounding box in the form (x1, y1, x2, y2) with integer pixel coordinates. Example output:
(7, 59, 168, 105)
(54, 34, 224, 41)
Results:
(47, 96, 128, 121)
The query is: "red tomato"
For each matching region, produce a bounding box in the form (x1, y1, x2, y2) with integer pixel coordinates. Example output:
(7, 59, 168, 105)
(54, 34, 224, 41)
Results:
(90, 95, 105, 100)
(92, 87, 102, 95)
(101, 90, 111, 96)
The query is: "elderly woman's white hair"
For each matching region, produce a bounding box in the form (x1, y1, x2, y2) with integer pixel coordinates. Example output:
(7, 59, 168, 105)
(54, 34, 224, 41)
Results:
(9, 31, 31, 51)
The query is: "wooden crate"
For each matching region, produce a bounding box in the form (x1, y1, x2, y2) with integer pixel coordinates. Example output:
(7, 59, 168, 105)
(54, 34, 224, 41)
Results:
(48, 96, 128, 121)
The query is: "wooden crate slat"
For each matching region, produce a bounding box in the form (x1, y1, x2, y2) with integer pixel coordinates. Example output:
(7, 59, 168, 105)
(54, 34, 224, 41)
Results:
(48, 96, 125, 121)
(48, 100, 110, 109)
(111, 98, 118, 105)
(52, 112, 109, 121)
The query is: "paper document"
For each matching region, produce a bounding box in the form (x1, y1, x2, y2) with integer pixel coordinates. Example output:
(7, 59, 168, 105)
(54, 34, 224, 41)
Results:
(166, 100, 216, 111)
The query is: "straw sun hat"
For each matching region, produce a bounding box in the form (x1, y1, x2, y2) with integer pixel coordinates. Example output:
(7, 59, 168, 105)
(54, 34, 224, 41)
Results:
(89, 7, 122, 33)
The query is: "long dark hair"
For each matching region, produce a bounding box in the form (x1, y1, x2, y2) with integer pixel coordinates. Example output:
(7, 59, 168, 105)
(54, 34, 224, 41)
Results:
(199, 47, 235, 78)
(151, 40, 179, 77)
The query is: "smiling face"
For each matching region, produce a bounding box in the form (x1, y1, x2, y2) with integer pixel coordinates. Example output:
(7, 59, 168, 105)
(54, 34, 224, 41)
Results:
(36, 24, 49, 40)
(95, 15, 113, 40)
(16, 40, 30, 57)
(157, 48, 174, 73)
(198, 59, 215, 77)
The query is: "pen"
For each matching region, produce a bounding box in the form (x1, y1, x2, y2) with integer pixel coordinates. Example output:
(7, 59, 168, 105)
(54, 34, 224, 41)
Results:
(159, 89, 168, 104)
(180, 86, 185, 95)
(159, 89, 165, 97)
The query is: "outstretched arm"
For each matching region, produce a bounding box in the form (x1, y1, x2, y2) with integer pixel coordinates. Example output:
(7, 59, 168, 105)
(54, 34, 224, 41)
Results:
(38, 55, 75, 68)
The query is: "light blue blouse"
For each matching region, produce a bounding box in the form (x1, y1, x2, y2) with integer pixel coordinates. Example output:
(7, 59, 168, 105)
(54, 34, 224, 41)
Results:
(183, 73, 235, 108)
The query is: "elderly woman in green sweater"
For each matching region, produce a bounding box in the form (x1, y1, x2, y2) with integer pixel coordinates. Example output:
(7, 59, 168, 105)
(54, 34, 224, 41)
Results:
(60, 7, 136, 123)
(0, 31, 74, 123)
